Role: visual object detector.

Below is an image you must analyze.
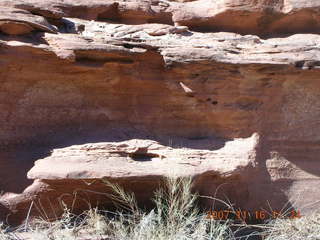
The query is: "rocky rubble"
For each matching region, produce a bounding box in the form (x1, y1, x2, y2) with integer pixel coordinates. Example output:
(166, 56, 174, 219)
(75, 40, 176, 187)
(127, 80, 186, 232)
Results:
(0, 0, 320, 224)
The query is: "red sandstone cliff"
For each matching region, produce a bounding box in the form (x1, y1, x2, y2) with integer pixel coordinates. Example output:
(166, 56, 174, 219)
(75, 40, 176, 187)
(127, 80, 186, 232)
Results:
(0, 0, 320, 224)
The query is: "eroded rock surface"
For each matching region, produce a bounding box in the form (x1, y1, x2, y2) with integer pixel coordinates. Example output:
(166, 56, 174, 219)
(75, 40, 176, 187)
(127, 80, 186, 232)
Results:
(0, 136, 257, 222)
(28, 136, 258, 179)
(0, 0, 320, 224)
(0, 7, 57, 35)
(2, 0, 320, 35)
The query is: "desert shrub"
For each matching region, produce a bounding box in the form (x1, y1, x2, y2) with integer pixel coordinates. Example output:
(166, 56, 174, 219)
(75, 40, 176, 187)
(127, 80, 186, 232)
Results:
(2, 177, 240, 240)
(102, 177, 237, 240)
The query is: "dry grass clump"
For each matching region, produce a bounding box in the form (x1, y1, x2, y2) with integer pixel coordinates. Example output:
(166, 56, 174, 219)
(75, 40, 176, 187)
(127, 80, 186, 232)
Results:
(1, 177, 319, 240)
(263, 211, 320, 240)
(0, 177, 238, 240)
(102, 177, 237, 240)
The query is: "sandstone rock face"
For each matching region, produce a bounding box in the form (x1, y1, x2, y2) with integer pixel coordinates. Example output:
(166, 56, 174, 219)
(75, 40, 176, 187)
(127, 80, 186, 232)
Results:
(2, 0, 320, 35)
(28, 136, 259, 180)
(0, 0, 320, 224)
(0, 7, 56, 34)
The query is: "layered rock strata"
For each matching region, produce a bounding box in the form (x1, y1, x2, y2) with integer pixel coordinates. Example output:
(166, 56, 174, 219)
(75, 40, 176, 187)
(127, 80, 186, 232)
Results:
(0, 0, 320, 224)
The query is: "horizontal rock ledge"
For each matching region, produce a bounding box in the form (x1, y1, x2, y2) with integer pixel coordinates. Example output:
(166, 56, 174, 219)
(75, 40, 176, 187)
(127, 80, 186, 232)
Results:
(2, 0, 320, 36)
(1, 135, 259, 224)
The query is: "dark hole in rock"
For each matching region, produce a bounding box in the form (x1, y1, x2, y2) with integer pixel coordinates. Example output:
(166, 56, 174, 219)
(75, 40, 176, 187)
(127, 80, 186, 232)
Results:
(62, 19, 76, 33)
(212, 101, 218, 105)
(129, 152, 160, 161)
(294, 60, 305, 68)
(123, 43, 135, 49)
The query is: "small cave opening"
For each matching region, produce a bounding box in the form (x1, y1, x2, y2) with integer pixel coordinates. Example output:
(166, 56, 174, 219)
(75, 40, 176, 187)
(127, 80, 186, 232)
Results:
(128, 152, 160, 162)
(122, 43, 135, 49)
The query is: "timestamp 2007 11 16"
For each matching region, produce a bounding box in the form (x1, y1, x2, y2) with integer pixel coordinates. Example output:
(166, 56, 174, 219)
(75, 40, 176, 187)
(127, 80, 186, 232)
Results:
(206, 209, 302, 221)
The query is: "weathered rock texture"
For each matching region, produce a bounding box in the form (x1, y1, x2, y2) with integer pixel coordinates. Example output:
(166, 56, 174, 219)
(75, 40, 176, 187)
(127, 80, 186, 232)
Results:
(0, 0, 320, 224)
